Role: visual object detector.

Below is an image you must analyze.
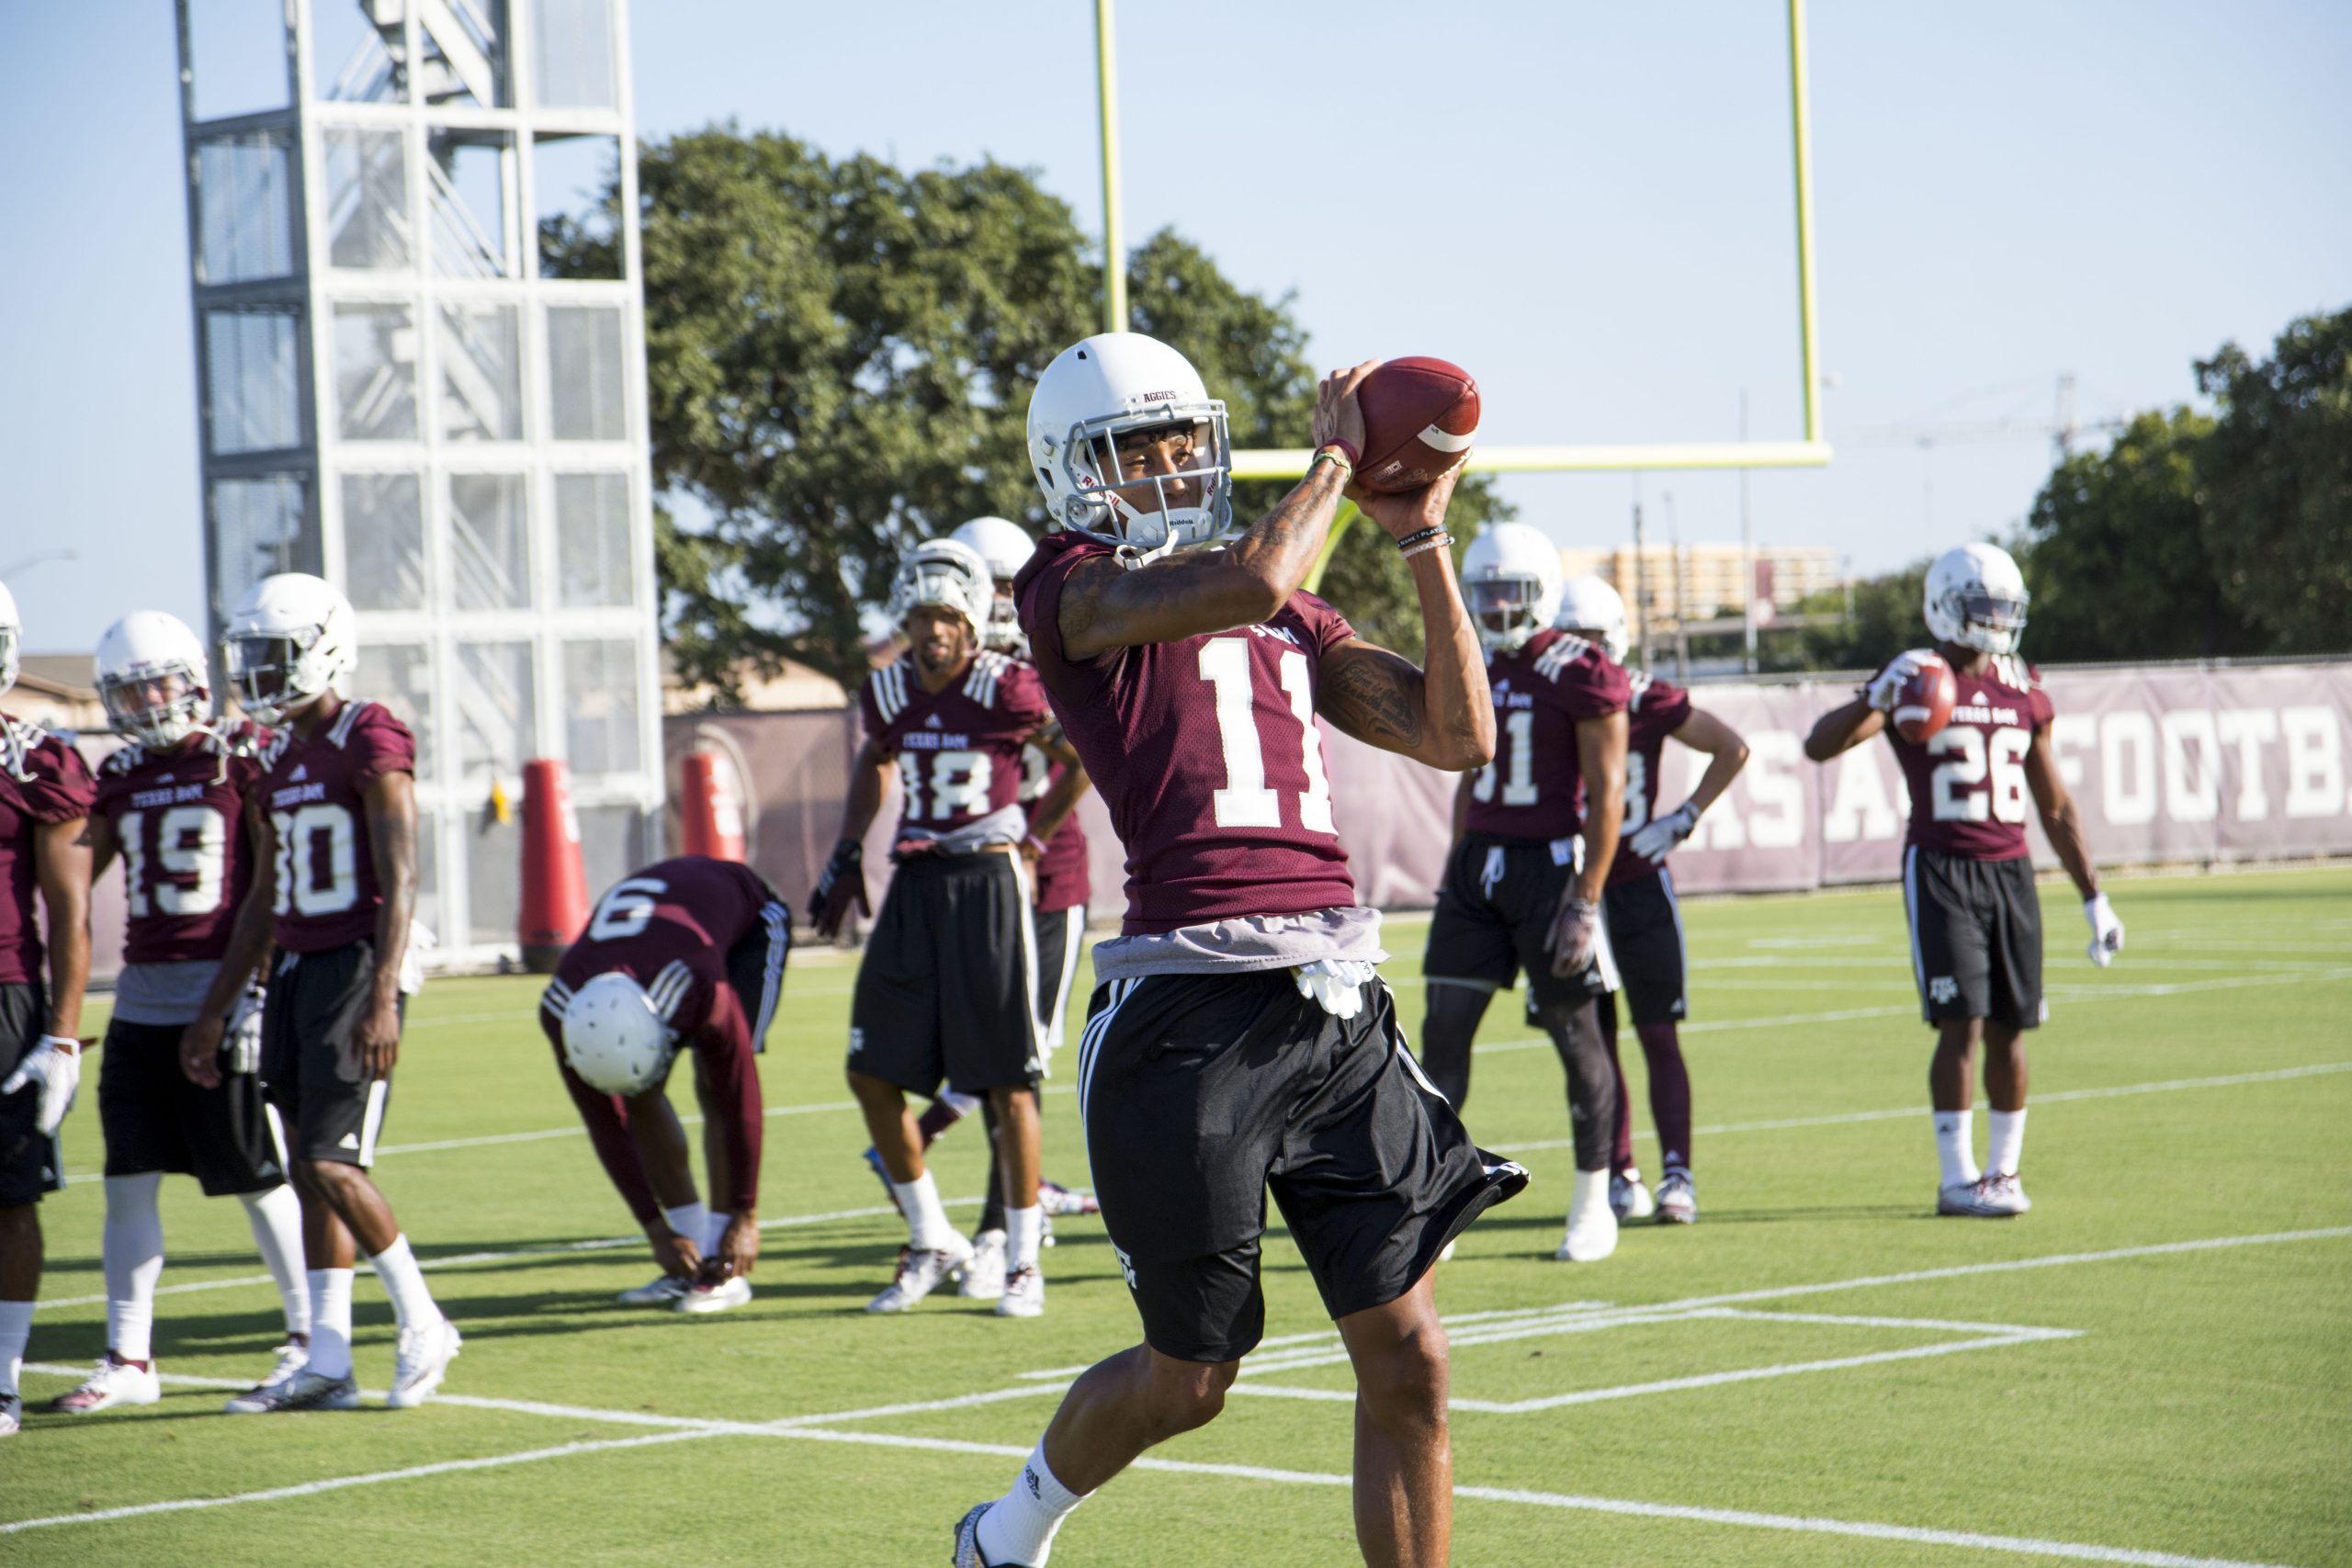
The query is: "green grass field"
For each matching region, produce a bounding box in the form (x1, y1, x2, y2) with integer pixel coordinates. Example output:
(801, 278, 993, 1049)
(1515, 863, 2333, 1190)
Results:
(7, 867, 2349, 1566)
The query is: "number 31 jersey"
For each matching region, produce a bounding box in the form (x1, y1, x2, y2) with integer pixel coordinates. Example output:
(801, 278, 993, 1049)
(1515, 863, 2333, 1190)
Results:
(1884, 652, 2054, 862)
(93, 722, 271, 964)
(1015, 532, 1358, 934)
(1463, 628, 1630, 843)
(258, 700, 416, 953)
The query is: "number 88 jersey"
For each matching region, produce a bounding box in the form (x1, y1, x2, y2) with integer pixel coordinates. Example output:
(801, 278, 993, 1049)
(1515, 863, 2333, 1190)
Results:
(1885, 652, 2055, 861)
(258, 701, 416, 953)
(93, 721, 271, 964)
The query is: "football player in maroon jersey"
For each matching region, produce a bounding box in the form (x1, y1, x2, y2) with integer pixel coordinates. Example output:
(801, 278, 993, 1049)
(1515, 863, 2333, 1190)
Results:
(815, 539, 1083, 1320)
(47, 613, 311, 1418)
(184, 573, 458, 1411)
(538, 855, 790, 1314)
(1555, 578, 1749, 1228)
(1805, 543, 2121, 1218)
(953, 333, 1523, 1568)
(1419, 525, 1633, 1266)
(0, 578, 96, 1440)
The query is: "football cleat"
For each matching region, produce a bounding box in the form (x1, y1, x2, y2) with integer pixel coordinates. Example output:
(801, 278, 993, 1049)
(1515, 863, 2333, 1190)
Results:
(224, 1338, 312, 1413)
(1938, 1176, 2029, 1218)
(386, 1318, 462, 1408)
(50, 1355, 162, 1414)
(1037, 1179, 1100, 1218)
(1556, 1169, 1620, 1263)
(865, 1146, 904, 1214)
(617, 1273, 693, 1307)
(954, 1501, 1034, 1567)
(1610, 1170, 1655, 1223)
(0, 1392, 19, 1437)
(960, 1230, 1009, 1300)
(1981, 1171, 2032, 1213)
(1655, 1171, 1698, 1224)
(995, 1264, 1046, 1318)
(225, 1368, 359, 1414)
(867, 1235, 974, 1314)
(678, 1274, 752, 1314)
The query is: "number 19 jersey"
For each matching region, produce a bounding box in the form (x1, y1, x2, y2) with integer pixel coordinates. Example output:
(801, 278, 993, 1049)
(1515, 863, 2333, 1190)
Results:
(1015, 533, 1358, 934)
(93, 722, 270, 964)
(1886, 652, 2053, 862)
(259, 700, 416, 953)
(1463, 629, 1630, 843)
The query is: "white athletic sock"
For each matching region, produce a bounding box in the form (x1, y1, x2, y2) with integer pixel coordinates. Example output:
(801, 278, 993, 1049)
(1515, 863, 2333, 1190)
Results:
(0, 1298, 33, 1398)
(239, 1186, 311, 1338)
(103, 1172, 166, 1363)
(1003, 1206, 1043, 1271)
(1986, 1108, 2028, 1178)
(662, 1201, 708, 1251)
(940, 1089, 983, 1118)
(306, 1269, 355, 1379)
(702, 1211, 732, 1257)
(978, 1438, 1090, 1566)
(1934, 1110, 1981, 1187)
(890, 1171, 954, 1251)
(367, 1235, 441, 1333)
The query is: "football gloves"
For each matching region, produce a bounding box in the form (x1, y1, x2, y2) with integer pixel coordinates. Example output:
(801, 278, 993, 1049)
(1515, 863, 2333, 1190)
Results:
(1549, 896, 1600, 976)
(223, 986, 266, 1076)
(1293, 958, 1377, 1019)
(811, 839, 869, 939)
(1863, 651, 1927, 714)
(1628, 801, 1700, 863)
(3, 1035, 82, 1137)
(2084, 894, 2125, 967)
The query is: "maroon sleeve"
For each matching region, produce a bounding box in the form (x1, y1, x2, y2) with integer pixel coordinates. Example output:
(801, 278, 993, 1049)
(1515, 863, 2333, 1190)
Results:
(1014, 535, 1091, 674)
(856, 676, 886, 745)
(2027, 666, 2056, 728)
(1001, 660, 1053, 731)
(1558, 649, 1632, 720)
(1287, 590, 1358, 660)
(22, 737, 97, 821)
(540, 1005, 662, 1227)
(1648, 681, 1695, 735)
(346, 706, 416, 789)
(691, 987, 763, 1215)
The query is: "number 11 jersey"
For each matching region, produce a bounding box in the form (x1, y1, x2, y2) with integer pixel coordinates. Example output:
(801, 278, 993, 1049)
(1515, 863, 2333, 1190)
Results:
(259, 700, 416, 953)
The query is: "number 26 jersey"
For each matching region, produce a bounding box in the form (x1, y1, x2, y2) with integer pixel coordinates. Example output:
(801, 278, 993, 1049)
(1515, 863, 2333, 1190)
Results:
(92, 722, 270, 964)
(1883, 652, 2054, 862)
(258, 700, 416, 953)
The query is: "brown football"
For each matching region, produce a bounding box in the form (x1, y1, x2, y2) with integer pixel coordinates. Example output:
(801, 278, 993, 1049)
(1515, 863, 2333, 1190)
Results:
(1894, 652, 1959, 743)
(1352, 356, 1480, 494)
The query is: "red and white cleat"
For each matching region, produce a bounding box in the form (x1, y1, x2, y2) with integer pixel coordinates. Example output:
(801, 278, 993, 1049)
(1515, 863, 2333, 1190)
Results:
(1939, 1175, 2029, 1217)
(866, 1235, 974, 1314)
(1655, 1171, 1698, 1224)
(49, 1355, 161, 1415)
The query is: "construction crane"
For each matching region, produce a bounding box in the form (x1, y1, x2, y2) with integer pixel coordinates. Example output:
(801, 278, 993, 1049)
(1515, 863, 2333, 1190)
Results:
(1837, 374, 2127, 466)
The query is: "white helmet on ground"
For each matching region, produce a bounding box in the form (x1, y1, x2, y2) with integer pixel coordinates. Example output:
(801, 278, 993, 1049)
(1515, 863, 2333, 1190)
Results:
(561, 972, 675, 1096)
(1027, 332, 1233, 559)
(0, 580, 17, 697)
(1924, 542, 2030, 655)
(1555, 575, 1630, 664)
(1459, 523, 1565, 653)
(96, 610, 215, 749)
(222, 572, 357, 725)
(888, 538, 993, 636)
(948, 516, 1035, 653)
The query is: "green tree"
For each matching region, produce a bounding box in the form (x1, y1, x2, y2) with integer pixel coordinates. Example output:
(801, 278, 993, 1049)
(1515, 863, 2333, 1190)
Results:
(2195, 309, 2352, 653)
(1764, 560, 1930, 674)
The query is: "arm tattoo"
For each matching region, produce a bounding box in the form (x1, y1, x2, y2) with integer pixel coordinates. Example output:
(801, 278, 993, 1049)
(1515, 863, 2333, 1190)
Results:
(1320, 645, 1426, 750)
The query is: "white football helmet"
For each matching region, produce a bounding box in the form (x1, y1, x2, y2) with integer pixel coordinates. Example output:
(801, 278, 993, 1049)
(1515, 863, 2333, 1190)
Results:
(561, 972, 675, 1096)
(949, 515, 1034, 653)
(1460, 524, 1565, 652)
(888, 538, 992, 635)
(1924, 542, 2030, 655)
(1027, 332, 1232, 558)
(222, 572, 357, 725)
(0, 579, 18, 698)
(96, 610, 214, 749)
(1555, 575, 1630, 664)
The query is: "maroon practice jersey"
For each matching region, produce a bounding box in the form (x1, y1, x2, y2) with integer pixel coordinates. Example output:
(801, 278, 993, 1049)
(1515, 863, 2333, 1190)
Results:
(1884, 651, 2055, 861)
(860, 650, 1051, 839)
(1015, 533, 1358, 933)
(94, 722, 270, 965)
(1020, 742, 1091, 912)
(1610, 669, 1694, 887)
(257, 700, 415, 953)
(539, 856, 775, 1216)
(1463, 629, 1630, 842)
(0, 716, 97, 987)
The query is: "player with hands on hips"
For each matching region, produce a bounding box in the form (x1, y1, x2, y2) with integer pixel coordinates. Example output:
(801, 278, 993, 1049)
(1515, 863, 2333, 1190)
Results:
(1806, 543, 2116, 1218)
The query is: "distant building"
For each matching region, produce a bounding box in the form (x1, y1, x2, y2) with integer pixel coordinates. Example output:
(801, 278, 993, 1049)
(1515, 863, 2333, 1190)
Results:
(1558, 543, 1840, 626)
(9, 655, 106, 736)
(662, 652, 849, 715)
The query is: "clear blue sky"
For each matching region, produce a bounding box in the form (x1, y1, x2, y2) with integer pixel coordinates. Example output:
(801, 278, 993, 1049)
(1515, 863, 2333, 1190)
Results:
(3, 0, 2346, 651)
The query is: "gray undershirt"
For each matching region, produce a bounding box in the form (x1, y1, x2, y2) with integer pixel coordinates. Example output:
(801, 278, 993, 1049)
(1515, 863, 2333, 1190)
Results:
(894, 802, 1029, 856)
(112, 960, 226, 1027)
(1090, 905, 1388, 984)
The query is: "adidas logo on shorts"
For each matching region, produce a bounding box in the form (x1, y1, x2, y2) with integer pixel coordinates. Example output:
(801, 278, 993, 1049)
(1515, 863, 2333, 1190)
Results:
(848, 1027, 865, 1054)
(1929, 976, 1960, 1004)
(338, 1133, 359, 1150)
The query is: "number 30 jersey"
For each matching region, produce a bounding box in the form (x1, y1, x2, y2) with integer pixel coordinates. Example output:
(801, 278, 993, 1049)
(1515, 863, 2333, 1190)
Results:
(859, 649, 1050, 841)
(1015, 532, 1358, 934)
(93, 722, 271, 964)
(258, 700, 416, 953)
(1883, 652, 2054, 862)
(1463, 628, 1631, 844)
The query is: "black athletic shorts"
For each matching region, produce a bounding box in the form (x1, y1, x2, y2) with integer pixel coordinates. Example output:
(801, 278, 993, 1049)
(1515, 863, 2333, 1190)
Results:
(101, 1017, 286, 1196)
(848, 850, 1040, 1096)
(1902, 846, 2043, 1030)
(1424, 835, 1618, 1010)
(262, 941, 404, 1166)
(725, 893, 794, 1055)
(1075, 967, 1528, 1362)
(1033, 903, 1087, 1068)
(0, 980, 63, 1207)
(1602, 870, 1689, 1026)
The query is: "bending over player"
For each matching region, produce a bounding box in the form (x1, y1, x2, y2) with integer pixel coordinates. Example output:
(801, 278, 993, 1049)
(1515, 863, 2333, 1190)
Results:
(540, 855, 790, 1313)
(1804, 543, 2121, 1216)
(954, 334, 1523, 1567)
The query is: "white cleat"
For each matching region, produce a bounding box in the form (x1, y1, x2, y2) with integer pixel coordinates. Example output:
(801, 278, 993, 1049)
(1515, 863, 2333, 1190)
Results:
(1655, 1170, 1698, 1224)
(49, 1356, 162, 1415)
(225, 1368, 359, 1414)
(386, 1319, 462, 1408)
(959, 1230, 1008, 1300)
(617, 1273, 693, 1307)
(1611, 1170, 1655, 1223)
(1939, 1175, 2030, 1217)
(221, 1339, 311, 1413)
(678, 1274, 753, 1314)
(866, 1235, 974, 1314)
(0, 1393, 18, 1436)
(1556, 1168, 1620, 1262)
(994, 1263, 1045, 1318)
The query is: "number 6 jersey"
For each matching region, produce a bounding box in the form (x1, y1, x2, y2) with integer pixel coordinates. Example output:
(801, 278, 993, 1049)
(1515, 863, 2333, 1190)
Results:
(258, 700, 416, 952)
(93, 721, 270, 964)
(1883, 651, 2054, 862)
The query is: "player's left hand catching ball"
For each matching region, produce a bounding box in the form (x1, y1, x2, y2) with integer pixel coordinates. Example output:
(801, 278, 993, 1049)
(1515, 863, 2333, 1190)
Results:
(2084, 893, 2124, 966)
